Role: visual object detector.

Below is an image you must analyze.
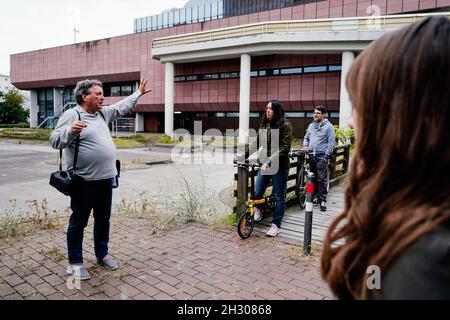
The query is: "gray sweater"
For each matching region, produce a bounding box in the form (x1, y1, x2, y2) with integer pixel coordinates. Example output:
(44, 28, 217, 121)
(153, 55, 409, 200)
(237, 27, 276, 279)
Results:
(49, 90, 142, 181)
(303, 118, 335, 159)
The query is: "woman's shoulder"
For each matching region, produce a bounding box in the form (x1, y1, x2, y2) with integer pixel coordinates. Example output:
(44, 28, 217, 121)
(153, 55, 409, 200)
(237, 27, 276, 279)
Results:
(382, 221, 450, 299)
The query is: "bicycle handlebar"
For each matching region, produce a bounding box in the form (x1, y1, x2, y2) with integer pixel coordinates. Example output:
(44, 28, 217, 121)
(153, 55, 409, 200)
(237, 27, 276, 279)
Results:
(289, 148, 306, 158)
(233, 160, 262, 170)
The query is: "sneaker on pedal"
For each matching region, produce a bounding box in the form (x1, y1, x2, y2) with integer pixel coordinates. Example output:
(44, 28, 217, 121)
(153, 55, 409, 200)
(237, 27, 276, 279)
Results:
(266, 223, 279, 237)
(320, 201, 327, 212)
(254, 207, 262, 222)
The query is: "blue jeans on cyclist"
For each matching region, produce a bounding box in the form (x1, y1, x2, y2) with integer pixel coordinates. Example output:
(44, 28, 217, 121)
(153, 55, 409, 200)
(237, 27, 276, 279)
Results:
(254, 169, 289, 228)
(309, 155, 328, 203)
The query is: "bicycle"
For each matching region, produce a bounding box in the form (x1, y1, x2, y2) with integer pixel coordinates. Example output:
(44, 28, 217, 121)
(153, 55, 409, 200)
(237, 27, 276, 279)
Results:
(234, 160, 276, 239)
(290, 148, 330, 209)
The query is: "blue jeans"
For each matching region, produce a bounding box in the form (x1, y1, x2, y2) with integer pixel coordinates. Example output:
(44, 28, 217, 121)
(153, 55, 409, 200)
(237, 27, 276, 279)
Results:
(67, 178, 113, 264)
(255, 169, 289, 228)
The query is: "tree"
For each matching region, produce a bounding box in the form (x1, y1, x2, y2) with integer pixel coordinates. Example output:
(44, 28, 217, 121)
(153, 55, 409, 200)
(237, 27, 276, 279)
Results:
(0, 90, 29, 124)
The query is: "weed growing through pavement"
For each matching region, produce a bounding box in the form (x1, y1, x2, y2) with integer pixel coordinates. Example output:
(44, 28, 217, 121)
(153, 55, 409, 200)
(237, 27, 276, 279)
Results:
(115, 191, 178, 235)
(176, 166, 231, 224)
(284, 241, 322, 266)
(0, 199, 61, 239)
(115, 167, 233, 229)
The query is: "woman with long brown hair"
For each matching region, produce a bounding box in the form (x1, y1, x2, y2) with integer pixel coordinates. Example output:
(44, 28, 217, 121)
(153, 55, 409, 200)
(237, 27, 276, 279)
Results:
(321, 16, 450, 299)
(237, 100, 293, 236)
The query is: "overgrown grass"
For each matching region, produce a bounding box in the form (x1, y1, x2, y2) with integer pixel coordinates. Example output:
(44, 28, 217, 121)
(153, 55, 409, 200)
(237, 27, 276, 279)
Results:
(0, 199, 61, 239)
(0, 122, 30, 129)
(0, 128, 52, 141)
(115, 191, 178, 235)
(115, 168, 232, 229)
(112, 137, 147, 149)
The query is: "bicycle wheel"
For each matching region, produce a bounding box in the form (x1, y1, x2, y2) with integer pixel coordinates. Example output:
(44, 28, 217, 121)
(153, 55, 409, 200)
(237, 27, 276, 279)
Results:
(296, 167, 307, 209)
(237, 210, 254, 239)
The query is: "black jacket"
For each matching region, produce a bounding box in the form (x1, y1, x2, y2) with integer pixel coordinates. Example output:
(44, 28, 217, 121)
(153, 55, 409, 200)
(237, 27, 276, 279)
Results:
(380, 220, 450, 299)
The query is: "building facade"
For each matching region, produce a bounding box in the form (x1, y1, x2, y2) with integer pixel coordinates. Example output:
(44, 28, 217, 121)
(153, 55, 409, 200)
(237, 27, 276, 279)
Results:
(10, 0, 450, 137)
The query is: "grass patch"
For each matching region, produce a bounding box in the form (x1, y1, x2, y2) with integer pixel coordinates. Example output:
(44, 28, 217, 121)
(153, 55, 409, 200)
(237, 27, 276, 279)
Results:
(112, 137, 147, 149)
(158, 134, 178, 144)
(0, 199, 61, 239)
(0, 128, 52, 141)
(115, 191, 178, 235)
(214, 213, 238, 226)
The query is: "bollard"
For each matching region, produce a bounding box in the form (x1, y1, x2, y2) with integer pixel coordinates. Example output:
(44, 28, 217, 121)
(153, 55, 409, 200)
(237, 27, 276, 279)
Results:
(303, 172, 315, 255)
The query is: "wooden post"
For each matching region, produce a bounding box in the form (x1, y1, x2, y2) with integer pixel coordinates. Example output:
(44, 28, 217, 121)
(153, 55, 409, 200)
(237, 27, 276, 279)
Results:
(329, 147, 338, 180)
(236, 166, 249, 218)
(343, 145, 350, 174)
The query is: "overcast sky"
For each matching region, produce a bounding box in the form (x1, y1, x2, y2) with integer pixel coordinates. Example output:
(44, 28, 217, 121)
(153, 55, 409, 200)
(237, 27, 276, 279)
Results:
(0, 0, 189, 75)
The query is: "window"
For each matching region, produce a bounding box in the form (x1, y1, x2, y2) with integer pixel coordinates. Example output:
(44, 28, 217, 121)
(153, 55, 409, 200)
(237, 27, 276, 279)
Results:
(103, 82, 136, 97)
(280, 67, 302, 75)
(121, 85, 133, 96)
(63, 86, 75, 103)
(249, 112, 260, 118)
(285, 112, 306, 118)
(110, 86, 121, 97)
(304, 66, 327, 73)
(37, 88, 54, 122)
(186, 75, 199, 81)
(173, 63, 343, 82)
(216, 112, 225, 117)
(202, 73, 219, 80)
(220, 72, 239, 79)
(226, 112, 240, 117)
(328, 65, 342, 72)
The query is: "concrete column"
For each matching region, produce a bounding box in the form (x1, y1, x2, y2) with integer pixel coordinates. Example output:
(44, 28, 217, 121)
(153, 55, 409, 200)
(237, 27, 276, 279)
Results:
(339, 51, 355, 129)
(164, 62, 174, 138)
(29, 90, 38, 128)
(135, 112, 145, 132)
(238, 53, 251, 144)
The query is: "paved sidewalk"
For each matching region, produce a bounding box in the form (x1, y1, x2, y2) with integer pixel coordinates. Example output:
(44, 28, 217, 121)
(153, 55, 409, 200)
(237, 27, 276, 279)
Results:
(0, 217, 333, 300)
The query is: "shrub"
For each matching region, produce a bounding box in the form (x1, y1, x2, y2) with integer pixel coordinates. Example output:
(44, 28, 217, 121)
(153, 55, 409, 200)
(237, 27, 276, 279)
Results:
(159, 133, 177, 144)
(334, 125, 354, 145)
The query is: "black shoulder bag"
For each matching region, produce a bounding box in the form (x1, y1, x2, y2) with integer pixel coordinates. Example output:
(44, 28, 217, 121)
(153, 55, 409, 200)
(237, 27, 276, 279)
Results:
(49, 110, 84, 196)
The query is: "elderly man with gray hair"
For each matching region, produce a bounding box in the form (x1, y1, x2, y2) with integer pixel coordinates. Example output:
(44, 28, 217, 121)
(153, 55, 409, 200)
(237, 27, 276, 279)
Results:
(50, 78, 151, 280)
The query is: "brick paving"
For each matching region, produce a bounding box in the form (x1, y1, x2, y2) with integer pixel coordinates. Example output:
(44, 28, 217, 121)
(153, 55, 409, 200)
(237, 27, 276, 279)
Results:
(0, 216, 334, 300)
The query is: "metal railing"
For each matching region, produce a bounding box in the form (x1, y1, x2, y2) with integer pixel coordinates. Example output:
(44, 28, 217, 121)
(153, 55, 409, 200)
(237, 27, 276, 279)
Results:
(37, 102, 77, 129)
(153, 12, 450, 48)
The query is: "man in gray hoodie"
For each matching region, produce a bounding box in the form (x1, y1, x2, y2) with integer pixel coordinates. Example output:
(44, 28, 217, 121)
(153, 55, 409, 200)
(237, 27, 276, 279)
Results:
(302, 106, 335, 211)
(50, 78, 151, 280)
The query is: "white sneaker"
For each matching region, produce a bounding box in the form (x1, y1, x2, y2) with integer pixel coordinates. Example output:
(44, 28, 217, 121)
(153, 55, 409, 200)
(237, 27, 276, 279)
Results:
(266, 223, 279, 237)
(254, 206, 262, 222)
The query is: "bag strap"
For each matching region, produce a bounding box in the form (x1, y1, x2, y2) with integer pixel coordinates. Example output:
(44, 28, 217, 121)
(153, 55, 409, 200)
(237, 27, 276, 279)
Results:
(58, 109, 81, 173)
(98, 110, 106, 122)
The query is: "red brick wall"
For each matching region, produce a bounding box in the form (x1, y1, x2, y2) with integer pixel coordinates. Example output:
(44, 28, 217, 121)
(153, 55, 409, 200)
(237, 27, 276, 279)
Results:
(10, 0, 450, 110)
